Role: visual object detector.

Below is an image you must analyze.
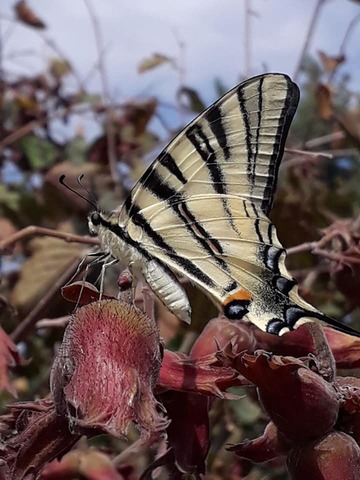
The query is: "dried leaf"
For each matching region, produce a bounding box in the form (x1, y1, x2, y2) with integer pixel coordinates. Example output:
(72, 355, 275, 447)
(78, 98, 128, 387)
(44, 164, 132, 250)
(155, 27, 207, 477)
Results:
(42, 450, 126, 480)
(337, 110, 360, 150)
(316, 83, 334, 120)
(318, 50, 345, 73)
(137, 53, 172, 74)
(48, 58, 72, 79)
(15, 0, 46, 29)
(0, 398, 79, 479)
(10, 237, 82, 313)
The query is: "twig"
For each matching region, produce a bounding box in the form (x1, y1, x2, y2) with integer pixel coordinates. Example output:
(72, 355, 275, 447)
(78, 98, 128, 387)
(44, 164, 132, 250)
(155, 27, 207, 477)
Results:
(83, 0, 118, 185)
(0, 226, 99, 254)
(287, 241, 317, 256)
(339, 12, 360, 55)
(10, 258, 81, 343)
(173, 29, 187, 126)
(36, 316, 70, 329)
(244, 0, 251, 77)
(303, 131, 345, 149)
(293, 0, 327, 82)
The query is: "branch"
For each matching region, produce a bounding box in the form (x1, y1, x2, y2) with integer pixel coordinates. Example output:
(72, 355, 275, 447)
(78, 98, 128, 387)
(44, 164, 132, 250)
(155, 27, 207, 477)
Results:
(83, 0, 118, 184)
(293, 0, 327, 82)
(0, 226, 99, 254)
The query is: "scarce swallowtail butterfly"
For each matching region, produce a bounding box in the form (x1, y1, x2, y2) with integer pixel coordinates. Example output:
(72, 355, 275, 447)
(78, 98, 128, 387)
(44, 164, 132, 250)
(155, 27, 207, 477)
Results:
(84, 73, 359, 337)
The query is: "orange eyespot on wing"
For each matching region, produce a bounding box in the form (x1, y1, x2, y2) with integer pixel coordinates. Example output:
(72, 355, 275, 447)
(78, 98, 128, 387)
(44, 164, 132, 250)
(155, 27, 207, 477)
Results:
(223, 289, 253, 320)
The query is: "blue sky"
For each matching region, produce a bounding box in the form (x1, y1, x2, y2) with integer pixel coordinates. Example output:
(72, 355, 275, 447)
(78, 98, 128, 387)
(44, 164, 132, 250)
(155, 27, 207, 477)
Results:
(1, 0, 360, 138)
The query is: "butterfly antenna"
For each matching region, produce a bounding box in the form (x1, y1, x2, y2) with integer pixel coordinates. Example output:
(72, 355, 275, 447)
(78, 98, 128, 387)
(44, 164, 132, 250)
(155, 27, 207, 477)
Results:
(77, 174, 99, 210)
(59, 175, 98, 210)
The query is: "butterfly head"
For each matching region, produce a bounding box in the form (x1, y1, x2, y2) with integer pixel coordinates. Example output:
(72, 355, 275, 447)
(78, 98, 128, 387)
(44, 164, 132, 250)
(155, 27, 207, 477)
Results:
(88, 211, 102, 236)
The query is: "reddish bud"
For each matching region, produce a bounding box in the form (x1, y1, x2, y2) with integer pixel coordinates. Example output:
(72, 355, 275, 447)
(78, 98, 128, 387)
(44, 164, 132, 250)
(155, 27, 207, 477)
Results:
(287, 432, 360, 480)
(232, 353, 339, 442)
(51, 299, 167, 439)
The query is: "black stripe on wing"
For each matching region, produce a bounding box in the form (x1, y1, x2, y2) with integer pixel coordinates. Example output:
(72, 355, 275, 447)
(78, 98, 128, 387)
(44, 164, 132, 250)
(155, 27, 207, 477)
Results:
(103, 204, 216, 288)
(137, 166, 228, 270)
(262, 77, 300, 215)
(204, 105, 230, 160)
(186, 124, 241, 235)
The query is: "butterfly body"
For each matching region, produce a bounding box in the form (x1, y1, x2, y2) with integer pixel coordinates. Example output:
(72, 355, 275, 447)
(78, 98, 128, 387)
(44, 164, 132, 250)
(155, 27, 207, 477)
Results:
(86, 73, 360, 337)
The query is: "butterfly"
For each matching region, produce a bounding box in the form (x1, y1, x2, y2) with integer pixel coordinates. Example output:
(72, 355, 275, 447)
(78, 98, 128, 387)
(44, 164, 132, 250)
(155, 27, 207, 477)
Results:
(64, 73, 360, 337)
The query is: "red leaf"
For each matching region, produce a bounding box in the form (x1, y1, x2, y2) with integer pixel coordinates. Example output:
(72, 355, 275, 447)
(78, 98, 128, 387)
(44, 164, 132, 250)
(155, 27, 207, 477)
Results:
(158, 349, 249, 399)
(228, 421, 290, 462)
(0, 327, 24, 395)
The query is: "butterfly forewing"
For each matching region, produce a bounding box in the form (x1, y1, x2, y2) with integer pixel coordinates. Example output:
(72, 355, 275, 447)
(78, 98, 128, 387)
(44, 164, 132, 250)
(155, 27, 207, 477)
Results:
(105, 73, 360, 337)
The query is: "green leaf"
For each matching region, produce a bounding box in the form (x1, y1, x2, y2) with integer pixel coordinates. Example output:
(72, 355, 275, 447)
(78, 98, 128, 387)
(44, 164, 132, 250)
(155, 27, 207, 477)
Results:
(71, 92, 102, 106)
(178, 86, 206, 113)
(16, 134, 57, 169)
(64, 135, 87, 165)
(0, 185, 21, 211)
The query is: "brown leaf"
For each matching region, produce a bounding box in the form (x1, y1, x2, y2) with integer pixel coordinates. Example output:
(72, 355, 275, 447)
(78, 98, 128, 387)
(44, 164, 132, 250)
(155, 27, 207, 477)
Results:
(42, 450, 126, 480)
(10, 237, 82, 314)
(337, 110, 360, 150)
(15, 1, 46, 29)
(137, 53, 172, 74)
(318, 50, 345, 73)
(0, 398, 79, 479)
(0, 327, 23, 396)
(48, 58, 72, 80)
(316, 83, 334, 120)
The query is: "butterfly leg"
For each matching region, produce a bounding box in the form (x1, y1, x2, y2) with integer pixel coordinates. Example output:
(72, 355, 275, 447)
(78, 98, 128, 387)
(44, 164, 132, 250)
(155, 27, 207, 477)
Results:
(142, 260, 192, 324)
(99, 258, 119, 300)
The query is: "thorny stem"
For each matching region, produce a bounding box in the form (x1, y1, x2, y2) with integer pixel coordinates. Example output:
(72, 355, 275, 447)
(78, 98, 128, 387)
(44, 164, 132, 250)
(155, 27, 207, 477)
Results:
(83, 0, 118, 185)
(293, 0, 327, 83)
